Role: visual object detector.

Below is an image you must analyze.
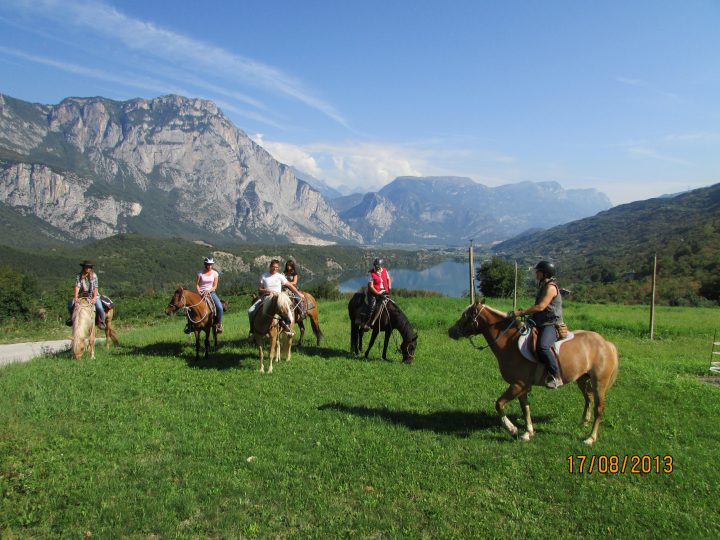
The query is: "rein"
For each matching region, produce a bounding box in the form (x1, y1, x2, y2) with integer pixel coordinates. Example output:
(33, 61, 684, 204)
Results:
(168, 291, 211, 325)
(467, 305, 518, 352)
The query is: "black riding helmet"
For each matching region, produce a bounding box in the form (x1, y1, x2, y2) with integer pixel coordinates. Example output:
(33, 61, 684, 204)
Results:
(373, 257, 384, 269)
(534, 260, 556, 278)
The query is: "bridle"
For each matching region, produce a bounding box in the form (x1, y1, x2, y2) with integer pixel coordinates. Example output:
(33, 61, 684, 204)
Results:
(167, 290, 211, 324)
(464, 304, 518, 351)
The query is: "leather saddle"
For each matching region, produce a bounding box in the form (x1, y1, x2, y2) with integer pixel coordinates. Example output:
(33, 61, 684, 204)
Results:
(517, 325, 575, 364)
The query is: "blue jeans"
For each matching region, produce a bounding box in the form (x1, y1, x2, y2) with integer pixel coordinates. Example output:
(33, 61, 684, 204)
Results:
(209, 291, 223, 324)
(67, 297, 105, 322)
(537, 325, 560, 376)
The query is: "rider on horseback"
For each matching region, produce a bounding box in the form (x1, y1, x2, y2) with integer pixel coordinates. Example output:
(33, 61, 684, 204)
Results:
(508, 261, 564, 389)
(196, 256, 223, 334)
(362, 257, 392, 331)
(68, 260, 106, 330)
(248, 259, 305, 336)
(284, 260, 306, 318)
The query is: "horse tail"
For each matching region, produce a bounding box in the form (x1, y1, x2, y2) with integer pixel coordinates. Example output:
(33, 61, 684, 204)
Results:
(107, 324, 120, 345)
(606, 340, 620, 387)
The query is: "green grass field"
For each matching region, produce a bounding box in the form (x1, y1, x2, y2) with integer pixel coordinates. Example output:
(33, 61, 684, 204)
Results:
(1, 298, 719, 538)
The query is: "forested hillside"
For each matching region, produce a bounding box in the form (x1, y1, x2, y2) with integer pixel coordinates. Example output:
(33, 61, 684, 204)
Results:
(493, 183, 720, 305)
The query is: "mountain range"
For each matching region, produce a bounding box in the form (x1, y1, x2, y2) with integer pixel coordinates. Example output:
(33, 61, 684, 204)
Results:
(1, 93, 611, 246)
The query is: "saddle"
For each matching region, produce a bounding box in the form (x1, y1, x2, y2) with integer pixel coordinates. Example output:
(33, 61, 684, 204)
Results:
(517, 324, 575, 364)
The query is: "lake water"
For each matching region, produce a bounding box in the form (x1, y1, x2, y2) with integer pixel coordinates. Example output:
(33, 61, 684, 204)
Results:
(339, 260, 474, 298)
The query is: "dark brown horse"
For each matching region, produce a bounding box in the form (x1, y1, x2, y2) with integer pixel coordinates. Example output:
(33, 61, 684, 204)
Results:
(348, 293, 417, 364)
(165, 287, 218, 361)
(291, 291, 323, 347)
(448, 300, 619, 445)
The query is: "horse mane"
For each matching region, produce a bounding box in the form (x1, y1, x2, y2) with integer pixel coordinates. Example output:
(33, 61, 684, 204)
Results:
(482, 304, 507, 318)
(276, 291, 292, 317)
(387, 301, 416, 341)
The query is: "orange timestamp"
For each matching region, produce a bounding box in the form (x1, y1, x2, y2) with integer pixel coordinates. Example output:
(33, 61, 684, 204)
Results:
(567, 454, 673, 474)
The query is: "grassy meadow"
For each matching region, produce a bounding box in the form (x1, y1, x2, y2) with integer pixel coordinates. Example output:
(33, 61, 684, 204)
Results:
(1, 297, 719, 538)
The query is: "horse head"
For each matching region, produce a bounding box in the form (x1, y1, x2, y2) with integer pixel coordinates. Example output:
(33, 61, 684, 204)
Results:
(165, 286, 186, 316)
(400, 333, 418, 364)
(448, 299, 507, 339)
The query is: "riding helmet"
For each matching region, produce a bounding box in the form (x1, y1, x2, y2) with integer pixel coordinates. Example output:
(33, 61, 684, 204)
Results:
(79, 260, 93, 268)
(203, 256, 215, 265)
(534, 260, 556, 277)
(373, 257, 384, 268)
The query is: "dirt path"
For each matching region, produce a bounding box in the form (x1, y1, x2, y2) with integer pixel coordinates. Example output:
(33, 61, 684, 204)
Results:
(0, 338, 105, 369)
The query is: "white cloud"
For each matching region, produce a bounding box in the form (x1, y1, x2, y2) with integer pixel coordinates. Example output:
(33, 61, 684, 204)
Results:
(5, 0, 347, 127)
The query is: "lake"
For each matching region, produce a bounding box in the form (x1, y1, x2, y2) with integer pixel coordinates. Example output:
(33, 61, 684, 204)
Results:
(339, 260, 474, 298)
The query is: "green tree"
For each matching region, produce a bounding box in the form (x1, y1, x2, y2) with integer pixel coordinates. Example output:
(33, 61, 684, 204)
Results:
(477, 258, 515, 298)
(0, 265, 39, 321)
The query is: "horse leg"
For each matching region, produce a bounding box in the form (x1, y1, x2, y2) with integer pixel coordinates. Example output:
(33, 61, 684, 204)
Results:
(256, 337, 265, 373)
(365, 328, 379, 358)
(204, 329, 210, 360)
(297, 319, 305, 348)
(194, 330, 201, 362)
(495, 383, 526, 437)
(576, 374, 594, 427)
(584, 373, 609, 445)
(350, 323, 358, 355)
(381, 329, 391, 361)
(89, 325, 95, 360)
(310, 313, 322, 346)
(518, 392, 535, 441)
(268, 327, 278, 374)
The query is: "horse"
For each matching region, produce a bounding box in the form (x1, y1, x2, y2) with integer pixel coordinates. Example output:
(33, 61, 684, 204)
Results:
(251, 291, 294, 373)
(291, 291, 323, 347)
(71, 296, 96, 360)
(100, 298, 119, 350)
(448, 300, 619, 445)
(165, 287, 218, 362)
(348, 292, 417, 364)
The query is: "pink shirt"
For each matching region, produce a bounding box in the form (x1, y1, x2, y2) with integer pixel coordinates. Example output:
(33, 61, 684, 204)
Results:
(197, 269, 218, 293)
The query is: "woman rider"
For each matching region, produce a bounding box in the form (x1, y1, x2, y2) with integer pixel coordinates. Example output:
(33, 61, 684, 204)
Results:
(362, 257, 391, 331)
(248, 259, 304, 336)
(196, 256, 223, 334)
(509, 261, 564, 389)
(68, 260, 105, 329)
(283, 259, 305, 317)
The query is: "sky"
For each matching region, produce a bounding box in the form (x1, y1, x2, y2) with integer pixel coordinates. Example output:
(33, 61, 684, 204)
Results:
(1, 0, 719, 205)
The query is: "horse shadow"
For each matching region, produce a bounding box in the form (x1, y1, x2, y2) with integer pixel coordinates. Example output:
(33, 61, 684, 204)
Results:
(185, 351, 257, 370)
(294, 345, 350, 359)
(318, 402, 517, 437)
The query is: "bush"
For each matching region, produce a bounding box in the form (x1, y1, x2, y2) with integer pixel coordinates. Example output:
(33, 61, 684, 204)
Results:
(477, 258, 515, 297)
(305, 280, 342, 300)
(0, 266, 39, 322)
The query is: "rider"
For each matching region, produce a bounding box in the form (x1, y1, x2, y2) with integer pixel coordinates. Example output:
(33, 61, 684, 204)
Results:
(284, 259, 305, 317)
(509, 260, 564, 389)
(248, 259, 304, 336)
(362, 257, 392, 331)
(194, 256, 223, 334)
(68, 260, 105, 329)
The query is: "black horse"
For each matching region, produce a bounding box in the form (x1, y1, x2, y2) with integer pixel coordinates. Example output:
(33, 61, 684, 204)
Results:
(348, 293, 417, 363)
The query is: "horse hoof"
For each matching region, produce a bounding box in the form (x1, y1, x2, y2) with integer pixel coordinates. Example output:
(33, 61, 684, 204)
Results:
(583, 437, 596, 445)
(520, 432, 533, 442)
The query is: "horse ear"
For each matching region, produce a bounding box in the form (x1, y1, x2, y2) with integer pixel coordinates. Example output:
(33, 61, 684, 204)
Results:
(476, 297, 485, 305)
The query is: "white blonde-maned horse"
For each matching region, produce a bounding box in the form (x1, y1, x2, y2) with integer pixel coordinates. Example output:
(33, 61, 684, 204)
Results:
(251, 291, 294, 374)
(72, 297, 96, 360)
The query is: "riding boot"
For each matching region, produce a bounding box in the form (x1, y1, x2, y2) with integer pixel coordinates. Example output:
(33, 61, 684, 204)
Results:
(362, 297, 377, 331)
(215, 323, 224, 334)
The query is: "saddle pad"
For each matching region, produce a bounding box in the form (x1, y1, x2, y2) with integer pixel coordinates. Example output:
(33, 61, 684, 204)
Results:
(518, 330, 575, 363)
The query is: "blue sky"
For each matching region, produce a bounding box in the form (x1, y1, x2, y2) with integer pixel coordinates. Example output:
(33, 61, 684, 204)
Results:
(1, 0, 719, 204)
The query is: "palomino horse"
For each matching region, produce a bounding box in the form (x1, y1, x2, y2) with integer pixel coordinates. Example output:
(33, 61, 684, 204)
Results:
(348, 293, 417, 364)
(251, 291, 294, 373)
(101, 301, 119, 350)
(165, 287, 218, 362)
(448, 301, 619, 445)
(291, 291, 323, 347)
(71, 297, 96, 360)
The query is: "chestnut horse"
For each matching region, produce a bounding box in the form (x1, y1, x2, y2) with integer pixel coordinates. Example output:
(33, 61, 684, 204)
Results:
(165, 287, 218, 362)
(292, 291, 323, 347)
(348, 293, 417, 364)
(71, 297, 96, 360)
(448, 301, 619, 445)
(251, 291, 294, 373)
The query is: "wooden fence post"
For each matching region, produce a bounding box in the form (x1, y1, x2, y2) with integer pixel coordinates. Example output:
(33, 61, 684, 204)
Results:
(649, 253, 657, 339)
(469, 240, 475, 304)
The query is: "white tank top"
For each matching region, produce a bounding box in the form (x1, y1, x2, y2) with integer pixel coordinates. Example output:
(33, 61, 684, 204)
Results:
(197, 269, 218, 293)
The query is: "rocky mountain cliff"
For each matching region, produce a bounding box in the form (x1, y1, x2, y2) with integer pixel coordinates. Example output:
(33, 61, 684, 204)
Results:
(0, 93, 360, 245)
(332, 176, 612, 245)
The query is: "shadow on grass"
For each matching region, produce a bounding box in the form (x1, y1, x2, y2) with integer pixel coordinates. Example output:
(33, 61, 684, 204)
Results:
(319, 402, 551, 437)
